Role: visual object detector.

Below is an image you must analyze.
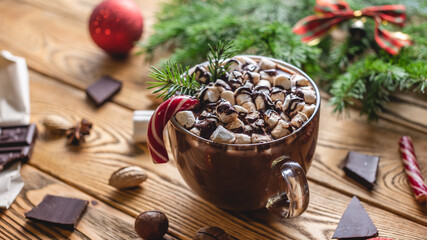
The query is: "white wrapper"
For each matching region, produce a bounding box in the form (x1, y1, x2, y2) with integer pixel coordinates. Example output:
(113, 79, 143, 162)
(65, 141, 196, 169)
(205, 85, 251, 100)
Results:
(0, 50, 30, 125)
(0, 162, 24, 209)
(133, 110, 154, 142)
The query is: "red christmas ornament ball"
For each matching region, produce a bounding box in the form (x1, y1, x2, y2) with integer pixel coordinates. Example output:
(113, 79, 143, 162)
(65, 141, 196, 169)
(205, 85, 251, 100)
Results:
(89, 0, 143, 57)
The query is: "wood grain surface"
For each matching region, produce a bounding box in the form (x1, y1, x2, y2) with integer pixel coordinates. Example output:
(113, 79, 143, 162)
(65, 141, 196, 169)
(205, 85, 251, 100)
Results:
(0, 0, 426, 239)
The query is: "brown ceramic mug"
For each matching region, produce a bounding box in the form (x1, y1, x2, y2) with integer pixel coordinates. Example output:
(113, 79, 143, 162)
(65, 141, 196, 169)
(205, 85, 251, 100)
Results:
(166, 56, 320, 218)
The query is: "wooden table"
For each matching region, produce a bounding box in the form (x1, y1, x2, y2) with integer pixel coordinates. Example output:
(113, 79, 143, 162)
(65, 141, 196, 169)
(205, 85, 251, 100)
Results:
(0, 0, 426, 239)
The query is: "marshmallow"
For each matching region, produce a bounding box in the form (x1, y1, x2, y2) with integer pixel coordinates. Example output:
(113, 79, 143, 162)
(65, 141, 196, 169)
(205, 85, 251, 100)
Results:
(290, 112, 308, 128)
(291, 74, 309, 86)
(300, 88, 316, 104)
(233, 56, 257, 66)
(214, 79, 231, 92)
(210, 125, 236, 144)
(259, 58, 277, 70)
(216, 101, 238, 123)
(242, 101, 256, 112)
(301, 104, 316, 118)
(252, 134, 272, 143)
(260, 71, 274, 83)
(244, 72, 260, 85)
(264, 110, 281, 128)
(190, 127, 200, 136)
(274, 74, 292, 90)
(235, 86, 252, 105)
(245, 64, 259, 73)
(220, 90, 235, 105)
(193, 65, 211, 83)
(280, 112, 290, 122)
(234, 105, 248, 114)
(226, 118, 244, 132)
(234, 133, 252, 144)
(228, 70, 243, 81)
(203, 86, 220, 102)
(229, 78, 242, 89)
(243, 124, 254, 135)
(271, 120, 291, 139)
(245, 111, 261, 124)
(271, 88, 285, 102)
(254, 94, 266, 111)
(226, 59, 242, 72)
(175, 111, 196, 128)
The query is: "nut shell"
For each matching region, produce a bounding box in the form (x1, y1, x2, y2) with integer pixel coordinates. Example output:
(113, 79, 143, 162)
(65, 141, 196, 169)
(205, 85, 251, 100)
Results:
(42, 115, 74, 134)
(193, 226, 229, 240)
(135, 211, 169, 240)
(109, 166, 147, 189)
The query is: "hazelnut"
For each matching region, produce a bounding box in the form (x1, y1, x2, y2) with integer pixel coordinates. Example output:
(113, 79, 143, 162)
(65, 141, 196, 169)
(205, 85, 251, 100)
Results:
(135, 211, 169, 240)
(193, 226, 229, 240)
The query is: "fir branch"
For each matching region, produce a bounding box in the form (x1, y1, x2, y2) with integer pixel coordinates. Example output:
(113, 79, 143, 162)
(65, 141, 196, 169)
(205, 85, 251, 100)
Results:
(147, 62, 201, 100)
(207, 39, 235, 80)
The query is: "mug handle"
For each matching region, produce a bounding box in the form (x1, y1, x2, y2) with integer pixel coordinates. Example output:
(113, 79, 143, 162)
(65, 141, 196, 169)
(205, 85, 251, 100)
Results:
(266, 160, 309, 218)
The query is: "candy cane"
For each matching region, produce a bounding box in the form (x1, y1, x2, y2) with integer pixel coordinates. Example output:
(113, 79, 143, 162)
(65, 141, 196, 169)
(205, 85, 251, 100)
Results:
(398, 136, 427, 205)
(147, 96, 199, 164)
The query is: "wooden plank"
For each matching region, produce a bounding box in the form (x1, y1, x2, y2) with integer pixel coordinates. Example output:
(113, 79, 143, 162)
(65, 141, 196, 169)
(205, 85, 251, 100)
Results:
(0, 165, 139, 240)
(0, 0, 160, 110)
(24, 69, 427, 238)
(0, 0, 426, 133)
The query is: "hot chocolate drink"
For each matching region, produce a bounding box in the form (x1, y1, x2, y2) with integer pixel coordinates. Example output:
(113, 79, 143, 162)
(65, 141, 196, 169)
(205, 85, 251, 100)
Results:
(165, 56, 320, 218)
(174, 56, 317, 144)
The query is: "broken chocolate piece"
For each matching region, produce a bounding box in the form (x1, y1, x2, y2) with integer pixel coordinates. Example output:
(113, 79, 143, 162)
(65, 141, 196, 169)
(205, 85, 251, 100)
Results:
(86, 76, 122, 106)
(0, 124, 37, 147)
(25, 195, 88, 229)
(344, 151, 380, 190)
(0, 124, 37, 171)
(332, 196, 378, 239)
(0, 146, 31, 171)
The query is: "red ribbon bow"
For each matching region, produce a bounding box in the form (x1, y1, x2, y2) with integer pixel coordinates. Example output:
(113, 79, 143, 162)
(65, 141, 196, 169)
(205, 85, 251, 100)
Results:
(292, 0, 412, 55)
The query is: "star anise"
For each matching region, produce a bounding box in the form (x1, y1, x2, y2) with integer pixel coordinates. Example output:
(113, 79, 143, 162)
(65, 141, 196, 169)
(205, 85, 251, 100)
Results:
(66, 119, 93, 145)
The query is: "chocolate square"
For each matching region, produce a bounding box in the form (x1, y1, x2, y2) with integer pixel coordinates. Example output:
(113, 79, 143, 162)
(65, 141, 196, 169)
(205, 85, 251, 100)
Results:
(332, 196, 378, 239)
(25, 195, 88, 229)
(0, 124, 37, 147)
(86, 76, 122, 106)
(0, 146, 31, 171)
(344, 151, 380, 190)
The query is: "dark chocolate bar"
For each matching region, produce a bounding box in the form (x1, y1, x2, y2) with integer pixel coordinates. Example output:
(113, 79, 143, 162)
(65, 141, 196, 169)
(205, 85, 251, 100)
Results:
(0, 146, 31, 171)
(0, 124, 37, 171)
(344, 151, 380, 190)
(0, 124, 37, 147)
(332, 196, 378, 239)
(86, 76, 122, 106)
(25, 195, 88, 229)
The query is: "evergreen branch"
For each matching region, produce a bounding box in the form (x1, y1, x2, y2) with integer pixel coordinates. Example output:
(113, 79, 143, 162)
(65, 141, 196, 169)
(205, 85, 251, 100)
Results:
(207, 39, 235, 80)
(148, 62, 201, 100)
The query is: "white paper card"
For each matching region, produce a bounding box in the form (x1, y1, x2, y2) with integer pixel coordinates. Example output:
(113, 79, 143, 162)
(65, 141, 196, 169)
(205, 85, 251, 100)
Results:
(0, 50, 30, 125)
(0, 162, 24, 209)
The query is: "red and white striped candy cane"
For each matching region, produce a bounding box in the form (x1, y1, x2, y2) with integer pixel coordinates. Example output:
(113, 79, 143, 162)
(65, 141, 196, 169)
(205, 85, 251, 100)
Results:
(398, 136, 427, 205)
(147, 96, 199, 164)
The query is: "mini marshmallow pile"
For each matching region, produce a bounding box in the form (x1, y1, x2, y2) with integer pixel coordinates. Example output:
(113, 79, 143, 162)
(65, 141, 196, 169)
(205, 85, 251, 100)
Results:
(175, 56, 317, 144)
